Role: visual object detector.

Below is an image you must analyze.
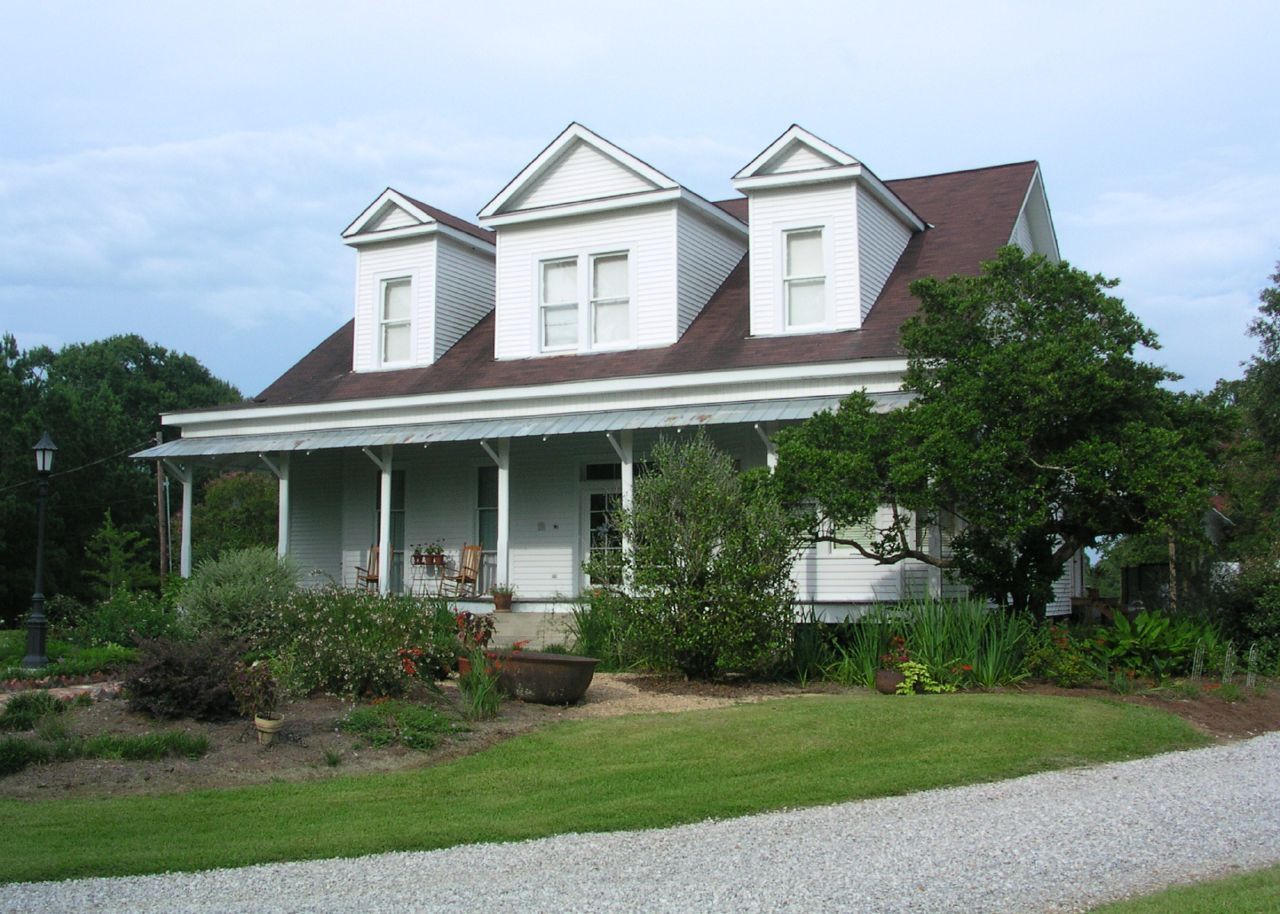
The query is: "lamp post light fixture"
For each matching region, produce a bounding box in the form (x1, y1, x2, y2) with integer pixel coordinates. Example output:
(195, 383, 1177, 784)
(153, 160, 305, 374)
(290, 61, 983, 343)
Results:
(22, 431, 57, 669)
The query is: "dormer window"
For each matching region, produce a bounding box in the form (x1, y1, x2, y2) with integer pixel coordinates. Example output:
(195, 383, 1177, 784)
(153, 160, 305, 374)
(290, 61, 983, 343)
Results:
(591, 253, 629, 345)
(539, 250, 633, 353)
(784, 228, 826, 329)
(541, 258, 578, 350)
(381, 277, 412, 364)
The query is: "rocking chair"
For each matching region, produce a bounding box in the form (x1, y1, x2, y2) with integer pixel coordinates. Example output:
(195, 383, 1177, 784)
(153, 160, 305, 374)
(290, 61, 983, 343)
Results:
(441, 544, 483, 597)
(356, 544, 380, 591)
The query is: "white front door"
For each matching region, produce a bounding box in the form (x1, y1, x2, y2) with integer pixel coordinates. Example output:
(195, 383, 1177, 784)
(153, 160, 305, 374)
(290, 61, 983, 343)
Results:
(581, 482, 623, 589)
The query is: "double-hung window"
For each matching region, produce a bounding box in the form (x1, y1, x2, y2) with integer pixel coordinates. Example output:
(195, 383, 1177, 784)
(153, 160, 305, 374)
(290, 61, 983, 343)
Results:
(784, 228, 825, 328)
(540, 251, 631, 352)
(541, 258, 578, 350)
(380, 278, 412, 364)
(590, 252, 629, 346)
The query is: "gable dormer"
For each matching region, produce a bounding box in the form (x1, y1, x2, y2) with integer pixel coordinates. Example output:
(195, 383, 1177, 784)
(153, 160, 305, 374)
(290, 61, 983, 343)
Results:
(479, 124, 747, 360)
(732, 126, 924, 337)
(1009, 166, 1060, 262)
(343, 189, 495, 372)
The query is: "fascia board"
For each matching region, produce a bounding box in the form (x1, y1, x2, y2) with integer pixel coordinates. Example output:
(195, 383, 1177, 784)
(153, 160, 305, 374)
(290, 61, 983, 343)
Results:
(858, 170, 927, 232)
(677, 189, 748, 235)
(731, 165, 863, 192)
(479, 123, 678, 220)
(733, 125, 858, 180)
(343, 223, 439, 247)
(164, 358, 910, 428)
(1012, 165, 1061, 261)
(479, 187, 681, 227)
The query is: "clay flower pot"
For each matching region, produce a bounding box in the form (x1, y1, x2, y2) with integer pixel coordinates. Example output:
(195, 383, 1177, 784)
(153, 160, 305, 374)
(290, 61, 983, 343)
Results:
(875, 669, 905, 695)
(254, 713, 284, 746)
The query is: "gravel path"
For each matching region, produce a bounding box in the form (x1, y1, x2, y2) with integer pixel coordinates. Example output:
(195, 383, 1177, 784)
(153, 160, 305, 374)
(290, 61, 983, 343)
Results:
(4, 733, 1278, 914)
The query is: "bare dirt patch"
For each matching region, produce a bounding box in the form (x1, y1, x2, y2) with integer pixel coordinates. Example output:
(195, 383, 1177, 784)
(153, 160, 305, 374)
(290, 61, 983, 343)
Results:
(1, 674, 1273, 801)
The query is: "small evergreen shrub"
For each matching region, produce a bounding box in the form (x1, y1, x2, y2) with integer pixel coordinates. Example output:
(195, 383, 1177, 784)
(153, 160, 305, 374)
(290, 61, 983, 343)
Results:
(0, 691, 68, 732)
(124, 636, 245, 720)
(339, 700, 455, 750)
(180, 546, 298, 640)
(0, 737, 50, 776)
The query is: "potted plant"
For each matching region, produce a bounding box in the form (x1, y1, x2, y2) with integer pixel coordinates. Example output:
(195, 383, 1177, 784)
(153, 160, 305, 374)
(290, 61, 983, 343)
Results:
(453, 611, 496, 674)
(412, 540, 446, 566)
(875, 635, 909, 695)
(491, 583, 516, 612)
(229, 660, 283, 745)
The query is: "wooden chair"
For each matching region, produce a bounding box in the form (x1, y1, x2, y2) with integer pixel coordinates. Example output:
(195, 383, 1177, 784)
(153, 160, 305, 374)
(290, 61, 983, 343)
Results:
(355, 544, 380, 591)
(441, 544, 483, 597)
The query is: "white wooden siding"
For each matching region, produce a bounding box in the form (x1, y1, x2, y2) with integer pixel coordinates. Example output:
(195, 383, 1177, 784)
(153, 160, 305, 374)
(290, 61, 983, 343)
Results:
(367, 204, 419, 232)
(1011, 210, 1035, 254)
(352, 237, 436, 372)
(512, 140, 656, 211)
(746, 182, 860, 336)
(434, 236, 495, 359)
(494, 204, 679, 360)
(760, 142, 838, 175)
(857, 188, 913, 320)
(288, 451, 343, 585)
(676, 209, 748, 334)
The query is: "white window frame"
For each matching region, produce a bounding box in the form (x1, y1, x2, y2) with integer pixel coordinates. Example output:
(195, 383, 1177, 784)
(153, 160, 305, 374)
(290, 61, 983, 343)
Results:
(781, 226, 828, 331)
(537, 248, 634, 354)
(539, 256, 579, 352)
(379, 276, 413, 366)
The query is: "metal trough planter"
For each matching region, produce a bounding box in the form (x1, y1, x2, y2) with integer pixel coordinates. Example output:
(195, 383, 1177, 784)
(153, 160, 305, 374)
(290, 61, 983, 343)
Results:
(494, 650, 600, 705)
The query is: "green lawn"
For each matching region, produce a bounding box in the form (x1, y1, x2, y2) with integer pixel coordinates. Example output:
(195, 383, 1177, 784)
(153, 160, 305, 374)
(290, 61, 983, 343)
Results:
(0, 692, 1206, 884)
(1088, 864, 1280, 913)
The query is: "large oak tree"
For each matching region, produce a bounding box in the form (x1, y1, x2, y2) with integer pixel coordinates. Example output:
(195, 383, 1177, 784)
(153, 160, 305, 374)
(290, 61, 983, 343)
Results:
(774, 247, 1222, 616)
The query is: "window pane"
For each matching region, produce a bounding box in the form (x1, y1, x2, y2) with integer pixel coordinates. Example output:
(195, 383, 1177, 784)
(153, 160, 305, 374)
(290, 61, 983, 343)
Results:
(594, 300, 629, 344)
(786, 230, 823, 277)
(383, 322, 410, 361)
(383, 279, 411, 321)
(542, 259, 577, 305)
(787, 278, 825, 326)
(592, 254, 628, 299)
(543, 304, 578, 347)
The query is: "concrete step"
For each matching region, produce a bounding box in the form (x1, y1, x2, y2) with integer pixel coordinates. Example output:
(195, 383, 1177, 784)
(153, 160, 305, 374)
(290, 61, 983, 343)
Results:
(488, 612, 575, 650)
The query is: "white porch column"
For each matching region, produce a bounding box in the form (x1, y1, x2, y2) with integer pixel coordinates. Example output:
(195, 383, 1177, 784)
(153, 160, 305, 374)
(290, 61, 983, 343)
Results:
(164, 460, 195, 578)
(754, 422, 778, 471)
(259, 453, 290, 559)
(606, 430, 634, 554)
(480, 438, 511, 587)
(362, 446, 394, 595)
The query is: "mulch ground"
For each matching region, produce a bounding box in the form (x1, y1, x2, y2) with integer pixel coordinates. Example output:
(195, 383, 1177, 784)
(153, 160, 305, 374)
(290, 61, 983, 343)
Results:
(0, 674, 1274, 801)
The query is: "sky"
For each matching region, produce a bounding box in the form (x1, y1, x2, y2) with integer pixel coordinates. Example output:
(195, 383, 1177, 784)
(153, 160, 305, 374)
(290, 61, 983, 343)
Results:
(1, 1, 1277, 397)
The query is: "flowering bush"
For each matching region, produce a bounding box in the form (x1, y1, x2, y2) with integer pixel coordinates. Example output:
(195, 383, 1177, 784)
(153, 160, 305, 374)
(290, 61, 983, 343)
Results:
(262, 588, 456, 698)
(454, 611, 495, 656)
(1025, 623, 1094, 687)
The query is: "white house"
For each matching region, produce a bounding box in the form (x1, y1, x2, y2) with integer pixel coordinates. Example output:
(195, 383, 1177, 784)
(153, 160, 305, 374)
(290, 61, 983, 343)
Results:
(137, 122, 1081, 616)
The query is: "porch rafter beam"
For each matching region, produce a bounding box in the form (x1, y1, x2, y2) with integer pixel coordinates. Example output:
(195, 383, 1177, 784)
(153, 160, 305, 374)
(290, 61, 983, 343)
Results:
(362, 446, 390, 474)
(258, 453, 285, 479)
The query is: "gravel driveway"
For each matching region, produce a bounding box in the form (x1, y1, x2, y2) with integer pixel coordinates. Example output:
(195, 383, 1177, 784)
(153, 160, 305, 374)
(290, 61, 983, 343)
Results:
(3, 732, 1277, 914)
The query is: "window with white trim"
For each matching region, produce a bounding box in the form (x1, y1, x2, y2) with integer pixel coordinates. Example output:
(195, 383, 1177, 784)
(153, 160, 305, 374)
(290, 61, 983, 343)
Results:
(540, 258, 578, 350)
(784, 228, 825, 328)
(380, 278, 412, 365)
(591, 252, 629, 345)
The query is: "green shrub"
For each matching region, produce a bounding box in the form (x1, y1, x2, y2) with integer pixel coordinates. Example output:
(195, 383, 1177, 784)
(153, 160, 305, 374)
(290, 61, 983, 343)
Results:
(75, 590, 185, 647)
(180, 546, 298, 640)
(339, 700, 456, 750)
(264, 589, 456, 698)
(569, 589, 641, 670)
(1217, 542, 1280, 667)
(1024, 624, 1094, 687)
(1086, 610, 1218, 681)
(81, 731, 209, 761)
(583, 433, 802, 680)
(124, 636, 245, 720)
(457, 651, 502, 720)
(0, 691, 68, 731)
(0, 737, 51, 776)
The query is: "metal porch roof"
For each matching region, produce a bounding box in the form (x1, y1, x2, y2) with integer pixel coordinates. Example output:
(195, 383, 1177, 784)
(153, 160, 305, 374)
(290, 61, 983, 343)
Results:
(132, 393, 911, 460)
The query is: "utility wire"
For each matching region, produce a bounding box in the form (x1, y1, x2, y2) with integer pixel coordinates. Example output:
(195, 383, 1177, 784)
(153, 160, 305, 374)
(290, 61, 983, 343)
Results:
(0, 439, 157, 495)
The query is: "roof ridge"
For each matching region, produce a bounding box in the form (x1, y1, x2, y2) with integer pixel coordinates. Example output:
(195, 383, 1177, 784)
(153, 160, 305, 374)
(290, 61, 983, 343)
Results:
(886, 159, 1039, 184)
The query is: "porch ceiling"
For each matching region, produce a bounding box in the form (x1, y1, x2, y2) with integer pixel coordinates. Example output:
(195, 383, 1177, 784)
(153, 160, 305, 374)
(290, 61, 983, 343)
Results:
(132, 393, 912, 460)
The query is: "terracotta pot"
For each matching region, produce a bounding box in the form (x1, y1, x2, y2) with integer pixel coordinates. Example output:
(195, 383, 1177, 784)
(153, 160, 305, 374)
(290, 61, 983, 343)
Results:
(492, 592, 513, 612)
(875, 669, 905, 695)
(493, 651, 599, 705)
(254, 713, 284, 745)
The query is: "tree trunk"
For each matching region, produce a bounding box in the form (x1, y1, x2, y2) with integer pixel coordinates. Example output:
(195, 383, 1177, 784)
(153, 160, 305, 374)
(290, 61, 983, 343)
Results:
(1167, 530, 1178, 613)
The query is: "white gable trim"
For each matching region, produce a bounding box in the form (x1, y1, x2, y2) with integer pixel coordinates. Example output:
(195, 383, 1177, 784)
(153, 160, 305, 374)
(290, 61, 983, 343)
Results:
(733, 125, 859, 181)
(480, 123, 679, 220)
(343, 222, 495, 253)
(1010, 166, 1061, 262)
(342, 189, 434, 239)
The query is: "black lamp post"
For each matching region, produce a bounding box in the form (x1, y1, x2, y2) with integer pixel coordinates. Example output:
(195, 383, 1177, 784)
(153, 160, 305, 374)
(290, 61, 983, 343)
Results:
(22, 431, 57, 669)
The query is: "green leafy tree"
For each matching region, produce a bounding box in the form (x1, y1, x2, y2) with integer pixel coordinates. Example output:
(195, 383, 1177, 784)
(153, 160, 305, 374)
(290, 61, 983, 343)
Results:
(585, 433, 803, 680)
(774, 247, 1222, 617)
(0, 334, 239, 622)
(192, 472, 278, 564)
